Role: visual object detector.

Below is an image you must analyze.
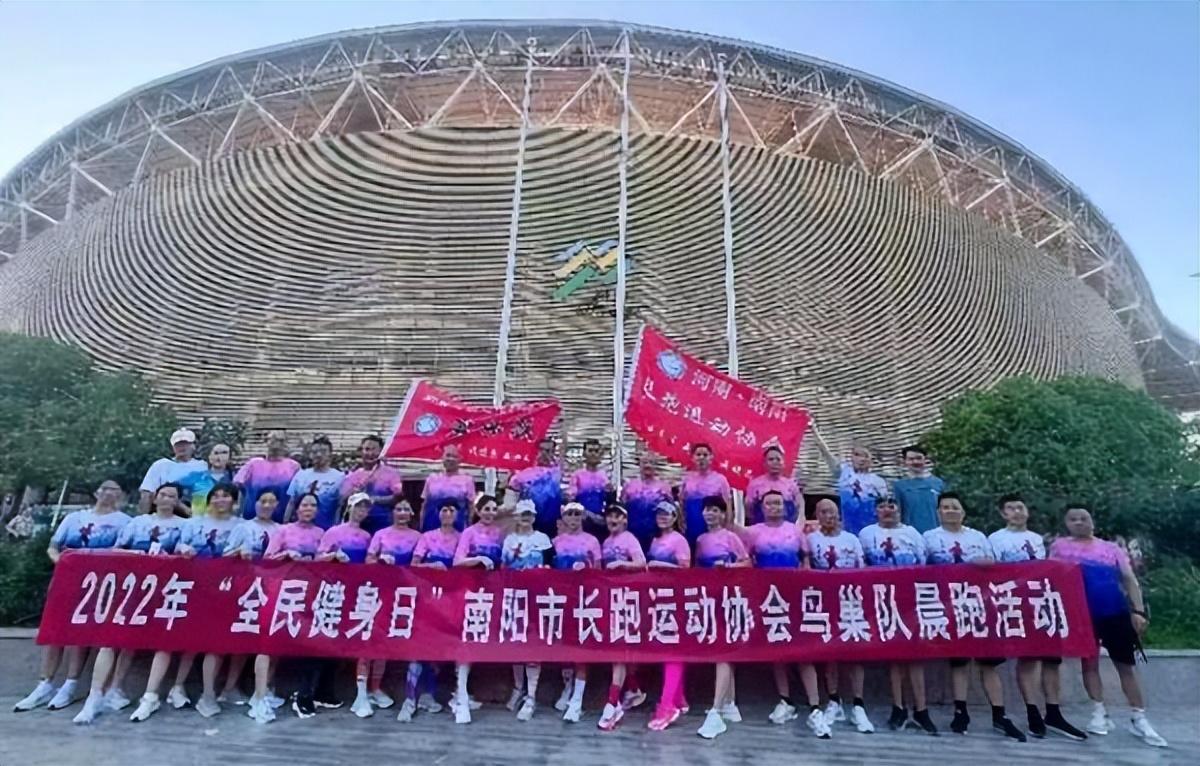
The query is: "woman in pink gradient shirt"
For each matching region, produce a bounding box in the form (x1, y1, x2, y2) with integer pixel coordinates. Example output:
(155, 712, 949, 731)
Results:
(551, 502, 602, 723)
(646, 500, 692, 732)
(596, 504, 648, 732)
(678, 442, 732, 546)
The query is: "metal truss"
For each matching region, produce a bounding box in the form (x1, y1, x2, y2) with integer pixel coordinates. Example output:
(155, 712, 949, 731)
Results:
(0, 20, 1194, 404)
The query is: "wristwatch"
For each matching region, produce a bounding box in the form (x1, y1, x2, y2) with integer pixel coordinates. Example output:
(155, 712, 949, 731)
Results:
(1132, 609, 1149, 619)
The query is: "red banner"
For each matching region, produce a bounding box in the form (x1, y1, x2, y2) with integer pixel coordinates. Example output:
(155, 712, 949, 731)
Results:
(384, 380, 560, 470)
(624, 326, 810, 489)
(39, 553, 1096, 663)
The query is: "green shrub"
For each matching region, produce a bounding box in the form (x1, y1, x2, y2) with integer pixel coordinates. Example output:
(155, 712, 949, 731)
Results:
(1143, 559, 1200, 649)
(0, 531, 54, 626)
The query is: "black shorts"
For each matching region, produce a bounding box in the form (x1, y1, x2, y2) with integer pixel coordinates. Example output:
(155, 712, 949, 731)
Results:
(949, 657, 1005, 668)
(1093, 613, 1144, 666)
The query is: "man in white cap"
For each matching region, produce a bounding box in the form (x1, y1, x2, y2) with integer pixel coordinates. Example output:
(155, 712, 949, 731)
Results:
(138, 428, 207, 514)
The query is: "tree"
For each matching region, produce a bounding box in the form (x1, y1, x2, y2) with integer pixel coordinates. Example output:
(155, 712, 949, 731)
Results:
(0, 333, 178, 495)
(921, 376, 1199, 540)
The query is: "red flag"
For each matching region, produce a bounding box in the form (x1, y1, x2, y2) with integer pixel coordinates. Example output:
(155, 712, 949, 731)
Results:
(384, 380, 560, 470)
(624, 326, 809, 489)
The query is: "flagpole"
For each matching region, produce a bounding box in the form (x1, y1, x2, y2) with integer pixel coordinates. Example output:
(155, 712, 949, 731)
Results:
(716, 52, 744, 524)
(612, 29, 632, 487)
(489, 37, 536, 494)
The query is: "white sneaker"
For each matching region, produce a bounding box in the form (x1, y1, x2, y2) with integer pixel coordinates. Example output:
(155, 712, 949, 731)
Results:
(807, 707, 832, 739)
(247, 697, 275, 724)
(505, 687, 523, 711)
(103, 687, 131, 711)
(1087, 707, 1114, 735)
(369, 690, 395, 709)
(47, 679, 78, 710)
(73, 691, 105, 724)
(516, 696, 536, 721)
(769, 699, 798, 724)
(166, 685, 190, 710)
(697, 709, 727, 739)
(13, 680, 55, 711)
(397, 698, 416, 722)
(1129, 716, 1168, 748)
(351, 693, 374, 718)
(563, 699, 582, 723)
(217, 689, 249, 706)
(597, 702, 624, 731)
(824, 699, 845, 726)
(264, 691, 285, 710)
(851, 704, 875, 733)
(195, 695, 221, 718)
(719, 702, 742, 723)
(129, 693, 162, 722)
(416, 693, 442, 713)
(452, 696, 471, 724)
(555, 685, 573, 712)
(622, 688, 648, 710)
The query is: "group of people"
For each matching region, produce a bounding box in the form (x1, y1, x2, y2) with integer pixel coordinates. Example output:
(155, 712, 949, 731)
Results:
(13, 429, 1168, 749)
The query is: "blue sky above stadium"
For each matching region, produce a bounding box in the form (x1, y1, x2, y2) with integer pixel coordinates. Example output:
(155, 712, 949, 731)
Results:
(0, 0, 1195, 334)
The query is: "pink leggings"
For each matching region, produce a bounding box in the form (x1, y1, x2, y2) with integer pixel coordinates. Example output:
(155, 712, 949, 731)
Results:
(658, 662, 687, 710)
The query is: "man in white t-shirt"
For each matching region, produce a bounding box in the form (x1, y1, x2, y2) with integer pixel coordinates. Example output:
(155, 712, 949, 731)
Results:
(925, 492, 1023, 742)
(138, 429, 207, 514)
(988, 493, 1087, 742)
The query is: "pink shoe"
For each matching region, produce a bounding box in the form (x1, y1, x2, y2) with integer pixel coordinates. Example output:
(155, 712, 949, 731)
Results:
(648, 704, 682, 731)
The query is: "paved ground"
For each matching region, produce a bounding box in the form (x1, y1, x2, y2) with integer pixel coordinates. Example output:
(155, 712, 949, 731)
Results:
(2, 637, 1196, 766)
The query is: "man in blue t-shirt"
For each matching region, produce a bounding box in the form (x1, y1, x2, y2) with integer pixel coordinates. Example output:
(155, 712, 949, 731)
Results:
(892, 445, 944, 534)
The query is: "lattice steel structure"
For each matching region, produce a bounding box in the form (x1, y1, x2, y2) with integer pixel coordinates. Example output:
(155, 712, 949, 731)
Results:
(0, 20, 1195, 481)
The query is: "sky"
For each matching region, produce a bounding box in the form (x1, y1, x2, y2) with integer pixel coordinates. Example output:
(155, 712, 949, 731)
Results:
(0, 0, 1196, 335)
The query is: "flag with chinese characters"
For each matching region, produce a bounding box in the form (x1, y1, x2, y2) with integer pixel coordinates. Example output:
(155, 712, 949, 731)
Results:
(384, 380, 560, 469)
(624, 326, 810, 489)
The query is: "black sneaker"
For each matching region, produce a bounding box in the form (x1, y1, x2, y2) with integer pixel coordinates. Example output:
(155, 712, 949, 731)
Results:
(912, 708, 939, 736)
(993, 716, 1027, 742)
(950, 708, 970, 734)
(313, 696, 343, 710)
(1043, 710, 1087, 741)
(887, 706, 907, 731)
(1027, 708, 1046, 739)
(292, 694, 317, 719)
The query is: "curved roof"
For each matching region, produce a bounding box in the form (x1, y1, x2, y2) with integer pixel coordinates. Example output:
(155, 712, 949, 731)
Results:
(0, 19, 1195, 407)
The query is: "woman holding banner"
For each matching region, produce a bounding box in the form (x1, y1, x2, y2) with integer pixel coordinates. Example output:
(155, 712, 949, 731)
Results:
(450, 494, 506, 724)
(551, 501, 602, 723)
(596, 503, 648, 732)
(645, 500, 692, 731)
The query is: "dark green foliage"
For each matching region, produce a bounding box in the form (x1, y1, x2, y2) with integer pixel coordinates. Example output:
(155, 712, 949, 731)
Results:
(0, 531, 54, 626)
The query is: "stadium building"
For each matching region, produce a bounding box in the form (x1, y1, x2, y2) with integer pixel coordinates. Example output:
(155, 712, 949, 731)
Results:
(0, 21, 1196, 480)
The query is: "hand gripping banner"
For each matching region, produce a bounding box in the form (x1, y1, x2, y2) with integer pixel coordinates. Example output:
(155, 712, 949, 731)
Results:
(39, 553, 1096, 663)
(624, 326, 810, 490)
(384, 380, 560, 470)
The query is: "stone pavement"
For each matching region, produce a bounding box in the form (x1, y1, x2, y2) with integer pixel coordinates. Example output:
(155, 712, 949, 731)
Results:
(1, 636, 1196, 766)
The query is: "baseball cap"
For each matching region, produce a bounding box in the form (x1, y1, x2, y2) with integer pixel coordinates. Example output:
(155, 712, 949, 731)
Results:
(347, 492, 371, 508)
(170, 428, 196, 445)
(654, 500, 678, 516)
(605, 503, 628, 517)
(515, 499, 537, 516)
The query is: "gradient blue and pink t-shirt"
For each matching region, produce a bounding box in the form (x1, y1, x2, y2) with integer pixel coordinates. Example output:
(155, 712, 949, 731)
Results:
(695, 528, 748, 568)
(569, 466, 609, 517)
(1050, 537, 1132, 618)
(235, 457, 301, 523)
(621, 476, 674, 548)
(745, 474, 803, 524)
(51, 509, 131, 551)
(319, 523, 371, 564)
(601, 530, 646, 568)
(264, 522, 324, 560)
(807, 530, 865, 570)
(341, 463, 404, 534)
(413, 528, 460, 568)
(647, 530, 692, 567)
(553, 530, 602, 570)
(368, 526, 421, 565)
(508, 465, 563, 535)
(679, 470, 732, 546)
(227, 518, 279, 559)
(858, 523, 926, 567)
(454, 522, 505, 567)
(421, 472, 476, 532)
(837, 463, 888, 536)
(744, 522, 808, 569)
(287, 466, 346, 529)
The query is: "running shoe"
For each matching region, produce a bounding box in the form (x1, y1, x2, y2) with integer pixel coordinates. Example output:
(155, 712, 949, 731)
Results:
(1129, 716, 1168, 748)
(368, 690, 395, 709)
(950, 708, 970, 734)
(451, 696, 471, 724)
(648, 705, 682, 731)
(554, 684, 573, 712)
(13, 680, 55, 712)
(768, 699, 797, 724)
(718, 702, 742, 723)
(911, 708, 939, 735)
(851, 704, 875, 733)
(166, 685, 191, 710)
(516, 696, 536, 721)
(195, 695, 222, 718)
(992, 716, 1026, 742)
(1086, 707, 1114, 735)
(697, 709, 727, 739)
(1027, 707, 1047, 738)
(292, 694, 317, 719)
(597, 702, 624, 731)
(351, 693, 374, 718)
(47, 679, 78, 710)
(129, 693, 162, 722)
(887, 706, 907, 730)
(103, 687, 131, 712)
(823, 699, 845, 726)
(416, 693, 443, 713)
(1043, 709, 1087, 741)
(562, 699, 583, 723)
(72, 691, 105, 725)
(622, 688, 648, 710)
(807, 707, 832, 739)
(396, 698, 416, 723)
(313, 696, 343, 710)
(505, 687, 523, 711)
(218, 689, 250, 706)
